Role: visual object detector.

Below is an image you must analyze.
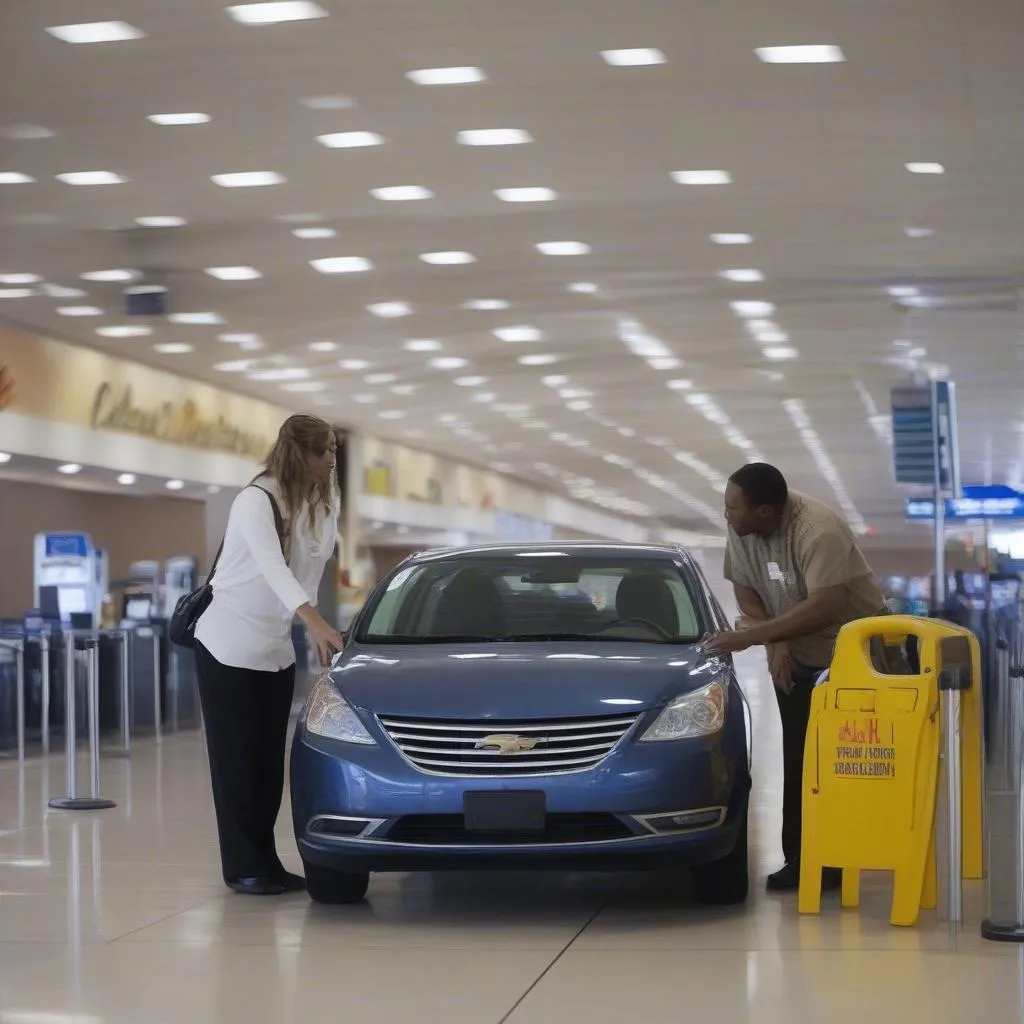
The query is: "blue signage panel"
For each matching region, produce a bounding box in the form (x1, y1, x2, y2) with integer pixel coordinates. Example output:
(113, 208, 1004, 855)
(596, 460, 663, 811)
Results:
(44, 533, 90, 558)
(933, 379, 961, 497)
(905, 485, 1024, 521)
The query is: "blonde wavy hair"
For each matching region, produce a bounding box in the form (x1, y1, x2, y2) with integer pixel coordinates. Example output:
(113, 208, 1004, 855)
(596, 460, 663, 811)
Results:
(260, 414, 336, 556)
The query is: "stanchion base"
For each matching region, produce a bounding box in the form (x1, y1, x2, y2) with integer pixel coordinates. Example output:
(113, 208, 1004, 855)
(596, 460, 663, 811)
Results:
(48, 797, 117, 811)
(981, 919, 1024, 943)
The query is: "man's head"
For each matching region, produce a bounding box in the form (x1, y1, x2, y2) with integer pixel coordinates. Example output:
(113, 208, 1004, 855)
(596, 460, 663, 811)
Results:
(724, 463, 789, 537)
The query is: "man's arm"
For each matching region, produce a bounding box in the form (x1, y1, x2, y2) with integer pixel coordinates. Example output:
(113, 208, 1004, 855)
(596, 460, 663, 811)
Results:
(737, 585, 844, 646)
(734, 583, 769, 624)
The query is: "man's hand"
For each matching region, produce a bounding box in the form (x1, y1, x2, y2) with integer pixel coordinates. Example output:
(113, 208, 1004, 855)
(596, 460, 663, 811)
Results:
(767, 642, 793, 695)
(705, 630, 754, 656)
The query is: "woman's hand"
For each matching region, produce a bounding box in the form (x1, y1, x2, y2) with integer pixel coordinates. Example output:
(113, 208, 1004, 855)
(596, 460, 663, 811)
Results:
(298, 605, 345, 666)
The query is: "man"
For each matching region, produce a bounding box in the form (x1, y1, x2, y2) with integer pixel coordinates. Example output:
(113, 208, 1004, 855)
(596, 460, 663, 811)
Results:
(705, 463, 888, 892)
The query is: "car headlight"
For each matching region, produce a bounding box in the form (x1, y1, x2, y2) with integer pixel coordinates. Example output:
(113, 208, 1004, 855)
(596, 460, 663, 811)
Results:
(639, 679, 727, 742)
(305, 673, 376, 745)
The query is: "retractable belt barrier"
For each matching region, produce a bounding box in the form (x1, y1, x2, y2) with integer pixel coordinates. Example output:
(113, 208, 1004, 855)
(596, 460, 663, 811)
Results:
(0, 635, 26, 762)
(798, 615, 983, 928)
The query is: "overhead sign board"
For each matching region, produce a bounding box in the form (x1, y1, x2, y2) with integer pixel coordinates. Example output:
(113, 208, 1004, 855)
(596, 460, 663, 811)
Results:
(905, 485, 1024, 521)
(891, 380, 961, 497)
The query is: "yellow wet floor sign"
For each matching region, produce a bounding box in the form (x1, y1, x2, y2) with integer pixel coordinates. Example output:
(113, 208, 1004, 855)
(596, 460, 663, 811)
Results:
(798, 616, 982, 927)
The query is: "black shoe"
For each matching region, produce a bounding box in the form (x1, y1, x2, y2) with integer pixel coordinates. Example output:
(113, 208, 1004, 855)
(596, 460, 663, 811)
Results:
(766, 863, 843, 893)
(275, 870, 307, 893)
(766, 862, 800, 892)
(227, 876, 287, 896)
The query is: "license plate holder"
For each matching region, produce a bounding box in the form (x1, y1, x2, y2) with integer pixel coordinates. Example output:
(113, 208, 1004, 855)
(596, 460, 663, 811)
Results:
(463, 791, 547, 833)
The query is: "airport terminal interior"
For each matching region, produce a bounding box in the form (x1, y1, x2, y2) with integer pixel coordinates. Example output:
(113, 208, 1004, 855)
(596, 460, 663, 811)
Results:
(3, 0, 1024, 1020)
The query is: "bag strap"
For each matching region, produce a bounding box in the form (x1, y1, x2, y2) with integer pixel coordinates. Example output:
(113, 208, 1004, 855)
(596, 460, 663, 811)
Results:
(206, 483, 286, 585)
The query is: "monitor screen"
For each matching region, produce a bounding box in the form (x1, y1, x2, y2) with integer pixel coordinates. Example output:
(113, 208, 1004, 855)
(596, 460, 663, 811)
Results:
(125, 597, 152, 621)
(58, 586, 89, 617)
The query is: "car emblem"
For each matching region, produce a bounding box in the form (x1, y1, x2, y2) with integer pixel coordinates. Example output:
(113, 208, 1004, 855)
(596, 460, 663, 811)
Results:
(475, 733, 540, 755)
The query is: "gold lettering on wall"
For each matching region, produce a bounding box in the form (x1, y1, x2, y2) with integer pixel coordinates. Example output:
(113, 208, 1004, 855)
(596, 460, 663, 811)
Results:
(89, 382, 271, 458)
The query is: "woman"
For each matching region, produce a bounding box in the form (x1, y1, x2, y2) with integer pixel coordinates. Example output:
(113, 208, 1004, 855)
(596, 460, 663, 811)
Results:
(195, 414, 346, 895)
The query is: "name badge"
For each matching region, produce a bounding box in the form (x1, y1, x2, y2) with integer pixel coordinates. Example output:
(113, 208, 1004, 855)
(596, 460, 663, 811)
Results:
(767, 561, 791, 584)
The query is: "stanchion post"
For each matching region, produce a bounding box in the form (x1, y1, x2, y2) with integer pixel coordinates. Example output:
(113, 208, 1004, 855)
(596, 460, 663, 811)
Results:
(153, 629, 162, 741)
(119, 630, 131, 755)
(40, 630, 51, 755)
(14, 639, 25, 763)
(49, 633, 116, 812)
(982, 640, 1024, 942)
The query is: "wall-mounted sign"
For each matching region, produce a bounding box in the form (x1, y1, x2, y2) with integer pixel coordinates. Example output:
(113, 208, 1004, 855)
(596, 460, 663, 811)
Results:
(905, 485, 1024, 521)
(90, 383, 272, 459)
(891, 379, 961, 496)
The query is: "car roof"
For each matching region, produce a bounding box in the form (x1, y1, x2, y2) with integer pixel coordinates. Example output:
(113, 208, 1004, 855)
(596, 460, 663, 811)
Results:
(403, 540, 697, 568)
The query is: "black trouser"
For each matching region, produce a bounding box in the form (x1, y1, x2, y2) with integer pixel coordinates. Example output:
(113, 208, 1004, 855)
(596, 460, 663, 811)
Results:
(775, 662, 826, 865)
(195, 642, 296, 882)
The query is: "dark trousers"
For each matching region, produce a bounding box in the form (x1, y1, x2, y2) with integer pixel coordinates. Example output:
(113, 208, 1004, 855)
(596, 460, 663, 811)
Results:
(775, 662, 825, 865)
(195, 642, 296, 882)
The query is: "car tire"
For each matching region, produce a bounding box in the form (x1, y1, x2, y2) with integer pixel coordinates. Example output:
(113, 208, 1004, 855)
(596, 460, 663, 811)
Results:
(691, 811, 749, 906)
(302, 862, 370, 905)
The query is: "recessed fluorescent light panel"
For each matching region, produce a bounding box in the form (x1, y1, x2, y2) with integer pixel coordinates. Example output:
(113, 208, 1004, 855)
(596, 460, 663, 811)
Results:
(57, 463, 83, 475)
(96, 325, 152, 338)
(47, 21, 147, 43)
(906, 162, 945, 174)
(430, 357, 469, 370)
(0, 173, 35, 184)
(58, 306, 103, 316)
(226, 3, 329, 25)
(135, 216, 187, 227)
(755, 45, 845, 63)
(731, 300, 776, 318)
(308, 341, 338, 353)
(317, 131, 385, 149)
(711, 233, 753, 245)
(301, 95, 356, 109)
(368, 302, 412, 318)
(148, 112, 211, 126)
(495, 326, 542, 343)
(81, 269, 137, 282)
(494, 187, 558, 203)
(0, 273, 40, 285)
(419, 251, 475, 265)
(720, 269, 765, 282)
(168, 312, 223, 325)
(205, 266, 262, 280)
(568, 282, 599, 294)
(294, 227, 336, 239)
(154, 343, 195, 354)
(0, 289, 33, 298)
(371, 186, 433, 201)
(117, 473, 137, 485)
(537, 241, 591, 256)
(601, 48, 667, 66)
(464, 299, 510, 311)
(0, 124, 55, 139)
(457, 129, 533, 146)
(211, 171, 285, 188)
(407, 67, 487, 85)
(672, 170, 732, 185)
(166, 479, 185, 490)
(56, 171, 127, 185)
(309, 256, 373, 274)
(403, 339, 442, 354)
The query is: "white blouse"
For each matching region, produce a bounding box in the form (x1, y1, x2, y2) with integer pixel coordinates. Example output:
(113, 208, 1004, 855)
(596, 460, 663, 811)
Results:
(195, 475, 341, 672)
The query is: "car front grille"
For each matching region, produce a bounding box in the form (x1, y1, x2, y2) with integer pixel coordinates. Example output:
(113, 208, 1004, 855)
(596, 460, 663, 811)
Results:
(385, 812, 635, 845)
(376, 713, 640, 776)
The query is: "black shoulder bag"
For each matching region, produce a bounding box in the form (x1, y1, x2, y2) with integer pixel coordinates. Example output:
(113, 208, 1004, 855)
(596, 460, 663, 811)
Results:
(169, 485, 286, 648)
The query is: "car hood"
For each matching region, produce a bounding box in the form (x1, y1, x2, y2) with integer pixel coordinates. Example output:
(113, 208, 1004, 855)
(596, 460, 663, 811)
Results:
(330, 641, 720, 720)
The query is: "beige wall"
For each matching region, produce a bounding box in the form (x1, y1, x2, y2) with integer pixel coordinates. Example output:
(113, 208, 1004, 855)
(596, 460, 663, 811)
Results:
(0, 479, 206, 617)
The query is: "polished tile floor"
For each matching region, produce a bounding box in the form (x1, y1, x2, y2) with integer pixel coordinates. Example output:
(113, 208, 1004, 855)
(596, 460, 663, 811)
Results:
(1, 650, 1021, 1024)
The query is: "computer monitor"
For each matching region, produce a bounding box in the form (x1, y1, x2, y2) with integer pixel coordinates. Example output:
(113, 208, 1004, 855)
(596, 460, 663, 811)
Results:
(125, 597, 152, 622)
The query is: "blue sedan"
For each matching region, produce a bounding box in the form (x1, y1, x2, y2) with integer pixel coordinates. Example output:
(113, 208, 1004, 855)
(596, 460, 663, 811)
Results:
(290, 542, 752, 905)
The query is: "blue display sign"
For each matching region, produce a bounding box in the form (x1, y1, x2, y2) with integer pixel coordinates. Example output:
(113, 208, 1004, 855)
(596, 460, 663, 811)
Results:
(905, 485, 1024, 521)
(44, 533, 90, 558)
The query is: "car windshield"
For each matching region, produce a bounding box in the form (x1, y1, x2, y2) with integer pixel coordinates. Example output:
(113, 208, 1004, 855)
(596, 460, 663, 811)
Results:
(355, 554, 705, 645)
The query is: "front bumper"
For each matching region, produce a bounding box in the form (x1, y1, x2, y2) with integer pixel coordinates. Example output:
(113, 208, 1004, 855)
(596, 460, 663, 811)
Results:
(290, 722, 750, 874)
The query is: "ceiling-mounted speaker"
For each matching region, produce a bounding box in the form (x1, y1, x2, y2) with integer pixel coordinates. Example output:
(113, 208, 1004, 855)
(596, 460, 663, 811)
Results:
(125, 283, 169, 316)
